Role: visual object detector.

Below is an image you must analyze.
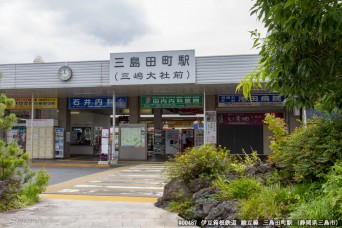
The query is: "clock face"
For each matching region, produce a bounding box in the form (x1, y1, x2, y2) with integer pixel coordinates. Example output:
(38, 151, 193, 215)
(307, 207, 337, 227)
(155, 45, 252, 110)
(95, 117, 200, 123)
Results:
(58, 66, 72, 81)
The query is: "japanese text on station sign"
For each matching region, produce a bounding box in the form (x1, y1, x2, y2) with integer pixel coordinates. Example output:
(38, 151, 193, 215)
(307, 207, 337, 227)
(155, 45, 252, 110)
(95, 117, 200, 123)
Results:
(110, 50, 195, 85)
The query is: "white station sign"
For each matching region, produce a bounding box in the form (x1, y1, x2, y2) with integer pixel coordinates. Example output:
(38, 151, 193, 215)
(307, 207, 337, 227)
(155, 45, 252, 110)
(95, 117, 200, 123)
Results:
(110, 50, 195, 85)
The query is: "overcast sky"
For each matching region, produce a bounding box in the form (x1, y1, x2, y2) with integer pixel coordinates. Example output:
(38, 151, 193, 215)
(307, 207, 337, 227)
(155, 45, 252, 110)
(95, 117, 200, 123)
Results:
(0, 0, 266, 64)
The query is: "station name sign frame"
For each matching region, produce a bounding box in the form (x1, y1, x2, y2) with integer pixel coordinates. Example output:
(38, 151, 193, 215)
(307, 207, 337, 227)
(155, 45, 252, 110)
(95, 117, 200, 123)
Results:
(110, 50, 195, 85)
(141, 96, 203, 108)
(218, 94, 285, 107)
(10, 98, 58, 109)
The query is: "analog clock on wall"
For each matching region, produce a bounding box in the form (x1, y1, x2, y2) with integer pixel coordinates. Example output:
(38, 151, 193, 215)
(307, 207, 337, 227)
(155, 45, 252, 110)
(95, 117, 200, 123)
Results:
(58, 66, 72, 81)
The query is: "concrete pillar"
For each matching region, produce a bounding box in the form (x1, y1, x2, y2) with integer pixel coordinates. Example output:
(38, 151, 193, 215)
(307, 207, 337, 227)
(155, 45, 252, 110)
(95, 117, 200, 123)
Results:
(58, 98, 71, 158)
(128, 96, 140, 124)
(263, 125, 273, 155)
(154, 108, 163, 129)
(205, 95, 216, 111)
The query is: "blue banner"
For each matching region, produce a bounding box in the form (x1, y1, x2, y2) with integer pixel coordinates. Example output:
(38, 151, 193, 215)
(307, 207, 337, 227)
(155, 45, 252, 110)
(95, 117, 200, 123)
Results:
(218, 94, 285, 107)
(69, 97, 127, 109)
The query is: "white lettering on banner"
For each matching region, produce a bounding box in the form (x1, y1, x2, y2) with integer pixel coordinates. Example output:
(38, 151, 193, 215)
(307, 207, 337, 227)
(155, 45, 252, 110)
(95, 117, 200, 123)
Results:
(110, 50, 195, 85)
(106, 98, 112, 106)
(272, 95, 282, 102)
(73, 99, 80, 106)
(84, 99, 91, 106)
(218, 94, 285, 107)
(261, 96, 270, 102)
(95, 99, 102, 106)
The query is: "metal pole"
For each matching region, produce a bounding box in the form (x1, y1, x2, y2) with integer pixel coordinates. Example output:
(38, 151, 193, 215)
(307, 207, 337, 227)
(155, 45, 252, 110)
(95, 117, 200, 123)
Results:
(111, 90, 116, 164)
(30, 92, 34, 161)
(203, 88, 206, 145)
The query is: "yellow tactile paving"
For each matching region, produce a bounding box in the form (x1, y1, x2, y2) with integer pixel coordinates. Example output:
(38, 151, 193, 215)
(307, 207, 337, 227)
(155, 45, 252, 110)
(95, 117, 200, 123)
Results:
(30, 163, 110, 167)
(41, 194, 157, 202)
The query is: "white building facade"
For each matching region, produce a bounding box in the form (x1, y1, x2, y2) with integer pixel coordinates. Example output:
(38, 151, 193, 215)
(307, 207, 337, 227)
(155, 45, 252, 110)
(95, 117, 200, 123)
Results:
(0, 50, 300, 160)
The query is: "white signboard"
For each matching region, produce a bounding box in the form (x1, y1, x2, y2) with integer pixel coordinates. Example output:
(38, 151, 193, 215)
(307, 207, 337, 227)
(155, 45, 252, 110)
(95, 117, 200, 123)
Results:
(101, 129, 110, 157)
(205, 111, 217, 144)
(110, 50, 195, 85)
(26, 119, 57, 127)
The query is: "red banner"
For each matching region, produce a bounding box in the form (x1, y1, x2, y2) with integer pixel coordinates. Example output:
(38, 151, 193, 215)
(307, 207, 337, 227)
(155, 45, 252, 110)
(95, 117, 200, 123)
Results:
(217, 113, 284, 125)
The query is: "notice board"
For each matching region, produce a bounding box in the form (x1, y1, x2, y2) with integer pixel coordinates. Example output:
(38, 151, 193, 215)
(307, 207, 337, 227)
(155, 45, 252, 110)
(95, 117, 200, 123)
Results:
(119, 124, 147, 160)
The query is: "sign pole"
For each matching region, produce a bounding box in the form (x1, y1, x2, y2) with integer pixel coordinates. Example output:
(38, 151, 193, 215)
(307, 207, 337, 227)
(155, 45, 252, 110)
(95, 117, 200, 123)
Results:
(203, 88, 206, 145)
(302, 107, 307, 127)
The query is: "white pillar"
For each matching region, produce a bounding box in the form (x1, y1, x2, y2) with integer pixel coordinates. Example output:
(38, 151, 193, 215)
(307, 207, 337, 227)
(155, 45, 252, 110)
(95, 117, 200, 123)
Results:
(203, 88, 206, 145)
(302, 107, 307, 127)
(30, 92, 34, 161)
(111, 90, 116, 164)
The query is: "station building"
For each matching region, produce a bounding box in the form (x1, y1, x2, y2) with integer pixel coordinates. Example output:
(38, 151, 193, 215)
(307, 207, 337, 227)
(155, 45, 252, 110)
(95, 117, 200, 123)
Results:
(0, 50, 300, 161)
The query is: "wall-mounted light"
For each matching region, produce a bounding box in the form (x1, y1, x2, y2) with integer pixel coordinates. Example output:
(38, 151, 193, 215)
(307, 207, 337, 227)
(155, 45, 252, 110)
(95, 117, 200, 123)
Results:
(70, 111, 80, 115)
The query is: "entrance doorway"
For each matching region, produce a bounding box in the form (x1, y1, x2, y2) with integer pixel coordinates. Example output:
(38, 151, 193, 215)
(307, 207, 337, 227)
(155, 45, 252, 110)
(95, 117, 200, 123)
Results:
(217, 125, 263, 154)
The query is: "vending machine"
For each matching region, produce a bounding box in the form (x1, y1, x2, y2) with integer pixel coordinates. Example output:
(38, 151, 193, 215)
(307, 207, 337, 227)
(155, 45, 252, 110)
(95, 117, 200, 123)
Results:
(165, 129, 181, 155)
(55, 128, 64, 158)
(154, 129, 165, 155)
(194, 129, 204, 148)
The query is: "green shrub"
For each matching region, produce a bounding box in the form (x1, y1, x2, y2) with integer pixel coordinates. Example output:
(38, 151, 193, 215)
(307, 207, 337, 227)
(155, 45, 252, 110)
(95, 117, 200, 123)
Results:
(322, 161, 342, 217)
(264, 113, 342, 183)
(226, 150, 261, 177)
(290, 162, 342, 220)
(290, 197, 337, 220)
(239, 184, 295, 219)
(231, 163, 246, 176)
(167, 200, 195, 219)
(20, 169, 50, 205)
(291, 182, 323, 203)
(243, 149, 261, 166)
(214, 177, 261, 200)
(0, 141, 49, 211)
(0, 93, 50, 212)
(0, 141, 31, 210)
(164, 145, 231, 181)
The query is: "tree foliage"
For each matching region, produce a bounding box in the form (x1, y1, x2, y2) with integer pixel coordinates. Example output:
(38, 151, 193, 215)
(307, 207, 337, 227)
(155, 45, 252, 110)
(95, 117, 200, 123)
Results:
(237, 0, 342, 111)
(264, 113, 342, 183)
(0, 92, 49, 211)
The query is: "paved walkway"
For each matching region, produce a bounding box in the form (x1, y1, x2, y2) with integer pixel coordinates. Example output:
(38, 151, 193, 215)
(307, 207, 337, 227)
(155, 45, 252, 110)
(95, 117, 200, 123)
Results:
(45, 164, 166, 197)
(0, 198, 181, 227)
(0, 163, 191, 228)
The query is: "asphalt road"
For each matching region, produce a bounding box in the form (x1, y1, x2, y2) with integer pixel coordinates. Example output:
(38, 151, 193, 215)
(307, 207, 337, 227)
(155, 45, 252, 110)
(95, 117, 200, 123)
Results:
(30, 166, 112, 186)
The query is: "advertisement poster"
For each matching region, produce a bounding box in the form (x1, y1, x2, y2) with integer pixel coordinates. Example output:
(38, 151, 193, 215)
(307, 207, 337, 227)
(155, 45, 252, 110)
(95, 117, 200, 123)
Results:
(55, 128, 64, 158)
(121, 127, 145, 147)
(205, 111, 217, 144)
(101, 129, 110, 159)
(7, 126, 26, 152)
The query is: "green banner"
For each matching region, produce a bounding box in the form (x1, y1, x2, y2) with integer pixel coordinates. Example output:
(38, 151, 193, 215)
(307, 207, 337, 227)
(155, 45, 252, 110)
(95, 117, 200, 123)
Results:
(141, 96, 203, 108)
